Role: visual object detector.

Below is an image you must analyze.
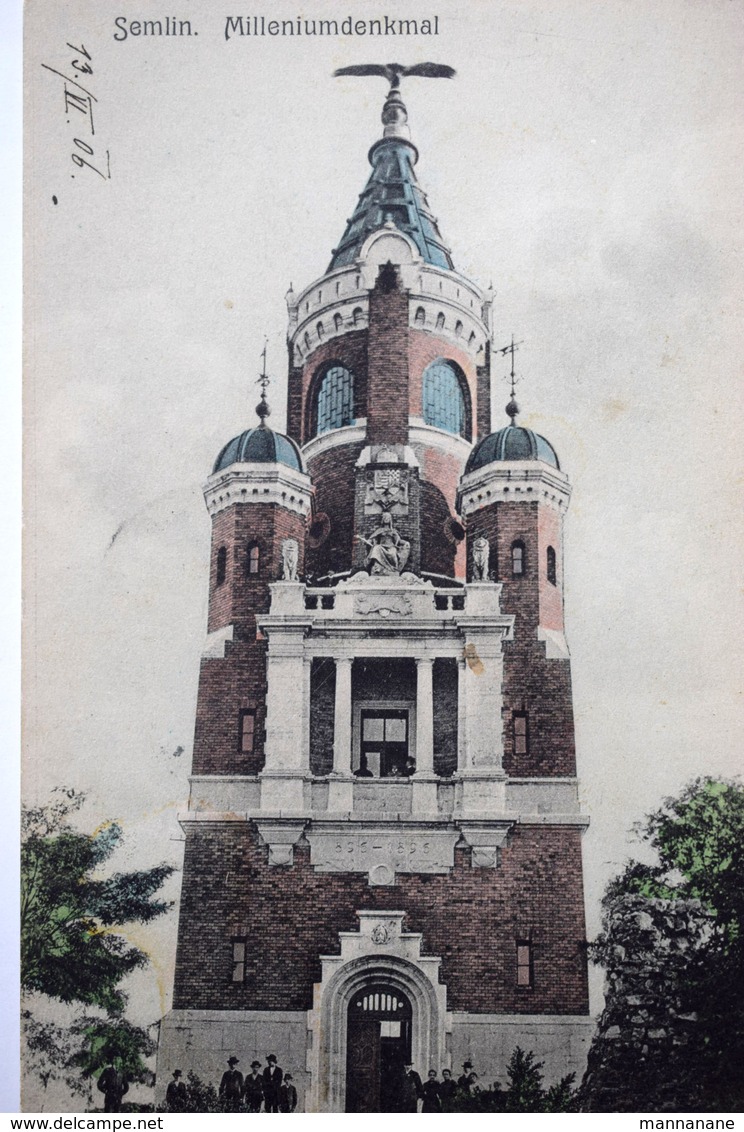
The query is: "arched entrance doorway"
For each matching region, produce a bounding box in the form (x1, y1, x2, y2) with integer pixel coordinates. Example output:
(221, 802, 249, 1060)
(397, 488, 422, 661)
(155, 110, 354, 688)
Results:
(345, 984, 412, 1112)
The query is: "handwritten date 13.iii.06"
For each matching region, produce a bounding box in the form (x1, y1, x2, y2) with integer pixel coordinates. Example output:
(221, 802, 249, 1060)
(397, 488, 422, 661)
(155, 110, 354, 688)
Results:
(41, 41, 111, 187)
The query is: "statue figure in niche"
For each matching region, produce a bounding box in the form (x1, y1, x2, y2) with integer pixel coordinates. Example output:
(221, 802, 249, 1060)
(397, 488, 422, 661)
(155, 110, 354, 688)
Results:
(281, 538, 299, 581)
(357, 512, 410, 576)
(472, 536, 490, 581)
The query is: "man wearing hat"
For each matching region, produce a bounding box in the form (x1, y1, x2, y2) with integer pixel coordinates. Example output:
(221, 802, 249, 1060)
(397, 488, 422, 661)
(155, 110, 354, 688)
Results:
(279, 1073, 298, 1112)
(165, 1069, 187, 1112)
(219, 1056, 244, 1109)
(262, 1054, 283, 1113)
(244, 1060, 264, 1112)
(458, 1061, 474, 1090)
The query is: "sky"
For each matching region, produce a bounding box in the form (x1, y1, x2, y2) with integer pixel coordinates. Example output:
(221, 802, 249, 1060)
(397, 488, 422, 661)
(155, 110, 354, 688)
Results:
(22, 0, 743, 1109)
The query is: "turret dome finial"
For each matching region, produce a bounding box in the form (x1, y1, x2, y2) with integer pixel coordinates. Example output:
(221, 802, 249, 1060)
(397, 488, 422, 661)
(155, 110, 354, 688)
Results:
(255, 340, 271, 427)
(498, 334, 524, 425)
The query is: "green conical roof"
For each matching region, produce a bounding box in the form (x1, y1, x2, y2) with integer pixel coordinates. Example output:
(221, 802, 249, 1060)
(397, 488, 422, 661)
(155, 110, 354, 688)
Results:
(328, 90, 454, 272)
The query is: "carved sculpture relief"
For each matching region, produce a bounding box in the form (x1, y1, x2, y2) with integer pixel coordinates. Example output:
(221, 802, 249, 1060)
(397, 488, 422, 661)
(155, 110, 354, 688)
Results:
(356, 512, 411, 575)
(281, 537, 299, 581)
(472, 536, 490, 581)
(354, 594, 413, 618)
(364, 466, 409, 514)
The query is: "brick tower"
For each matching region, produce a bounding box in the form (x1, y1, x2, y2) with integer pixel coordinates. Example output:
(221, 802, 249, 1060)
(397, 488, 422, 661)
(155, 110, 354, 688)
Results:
(158, 78, 592, 1112)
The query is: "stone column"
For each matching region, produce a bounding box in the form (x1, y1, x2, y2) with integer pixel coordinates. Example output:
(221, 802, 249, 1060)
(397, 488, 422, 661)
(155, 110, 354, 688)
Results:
(413, 656, 437, 814)
(415, 657, 434, 774)
(456, 631, 507, 815)
(328, 657, 354, 812)
(260, 638, 309, 813)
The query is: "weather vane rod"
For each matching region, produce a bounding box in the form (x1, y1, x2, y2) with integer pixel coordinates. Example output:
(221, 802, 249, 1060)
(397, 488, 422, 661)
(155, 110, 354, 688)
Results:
(255, 340, 271, 427)
(497, 336, 524, 424)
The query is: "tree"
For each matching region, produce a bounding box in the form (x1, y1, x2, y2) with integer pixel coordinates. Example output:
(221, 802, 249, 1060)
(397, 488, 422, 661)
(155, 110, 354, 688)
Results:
(21, 789, 174, 1013)
(581, 777, 744, 1112)
(21, 789, 175, 1105)
(447, 1047, 577, 1112)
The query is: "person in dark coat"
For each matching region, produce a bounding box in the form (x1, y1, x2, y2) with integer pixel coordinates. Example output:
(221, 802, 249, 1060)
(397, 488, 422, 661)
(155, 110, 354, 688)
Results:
(421, 1070, 442, 1113)
(165, 1069, 188, 1112)
(279, 1073, 298, 1112)
(219, 1056, 244, 1109)
(401, 1063, 423, 1112)
(97, 1057, 129, 1113)
(457, 1061, 474, 1089)
(244, 1061, 264, 1112)
(262, 1054, 283, 1113)
(439, 1068, 457, 1110)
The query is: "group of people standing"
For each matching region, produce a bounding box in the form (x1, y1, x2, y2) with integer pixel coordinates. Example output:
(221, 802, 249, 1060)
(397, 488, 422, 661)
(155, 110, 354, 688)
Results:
(395, 1061, 483, 1112)
(217, 1055, 298, 1113)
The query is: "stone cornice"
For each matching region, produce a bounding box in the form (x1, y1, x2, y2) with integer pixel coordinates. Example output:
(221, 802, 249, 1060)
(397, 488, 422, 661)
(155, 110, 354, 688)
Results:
(203, 462, 314, 518)
(457, 460, 572, 518)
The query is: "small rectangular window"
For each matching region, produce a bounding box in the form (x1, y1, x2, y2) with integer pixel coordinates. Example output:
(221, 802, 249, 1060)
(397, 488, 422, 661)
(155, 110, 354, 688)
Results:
(232, 938, 246, 983)
(516, 940, 533, 987)
(513, 711, 529, 756)
(239, 709, 256, 754)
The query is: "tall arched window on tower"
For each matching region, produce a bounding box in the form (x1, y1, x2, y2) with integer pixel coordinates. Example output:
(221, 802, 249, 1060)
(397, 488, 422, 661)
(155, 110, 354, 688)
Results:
(422, 359, 468, 437)
(216, 546, 227, 587)
(511, 540, 526, 578)
(247, 543, 260, 575)
(546, 545, 557, 585)
(315, 364, 355, 435)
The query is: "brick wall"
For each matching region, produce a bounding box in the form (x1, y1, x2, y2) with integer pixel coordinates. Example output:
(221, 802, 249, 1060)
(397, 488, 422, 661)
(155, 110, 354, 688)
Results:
(173, 823, 589, 1016)
(476, 342, 492, 441)
(306, 441, 365, 577)
(466, 501, 576, 777)
(433, 658, 458, 776)
(309, 658, 336, 776)
(417, 447, 466, 578)
(366, 267, 410, 446)
(195, 502, 307, 775)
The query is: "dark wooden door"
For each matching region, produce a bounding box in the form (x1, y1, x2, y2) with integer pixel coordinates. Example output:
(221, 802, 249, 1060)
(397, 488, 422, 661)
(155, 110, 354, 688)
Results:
(345, 1018, 381, 1112)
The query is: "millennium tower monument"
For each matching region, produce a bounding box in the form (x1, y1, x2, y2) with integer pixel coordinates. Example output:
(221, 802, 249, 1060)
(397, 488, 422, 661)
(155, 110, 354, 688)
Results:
(157, 69, 592, 1112)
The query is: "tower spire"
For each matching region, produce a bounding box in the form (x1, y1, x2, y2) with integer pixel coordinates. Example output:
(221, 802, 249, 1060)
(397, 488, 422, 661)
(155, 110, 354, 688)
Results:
(255, 340, 271, 428)
(328, 64, 456, 272)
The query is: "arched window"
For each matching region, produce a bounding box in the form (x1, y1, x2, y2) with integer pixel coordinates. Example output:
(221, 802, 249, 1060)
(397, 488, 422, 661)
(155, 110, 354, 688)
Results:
(216, 546, 227, 587)
(303, 331, 310, 350)
(511, 540, 525, 578)
(435, 311, 445, 330)
(333, 312, 343, 332)
(247, 543, 260, 575)
(414, 306, 425, 326)
(455, 319, 464, 337)
(422, 359, 467, 437)
(547, 545, 557, 585)
(352, 307, 363, 325)
(316, 364, 355, 435)
(316, 321, 324, 340)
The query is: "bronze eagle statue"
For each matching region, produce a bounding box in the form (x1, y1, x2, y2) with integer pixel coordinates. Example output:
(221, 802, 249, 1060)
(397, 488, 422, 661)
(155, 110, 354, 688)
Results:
(333, 63, 456, 91)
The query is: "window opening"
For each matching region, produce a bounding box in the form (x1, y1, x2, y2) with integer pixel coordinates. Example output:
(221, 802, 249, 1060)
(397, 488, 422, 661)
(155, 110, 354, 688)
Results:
(239, 709, 256, 754)
(516, 940, 533, 987)
(232, 938, 246, 983)
(513, 711, 529, 756)
(359, 710, 411, 778)
(316, 365, 355, 434)
(423, 359, 466, 437)
(511, 540, 525, 577)
(547, 545, 557, 585)
(216, 546, 227, 587)
(247, 543, 260, 575)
